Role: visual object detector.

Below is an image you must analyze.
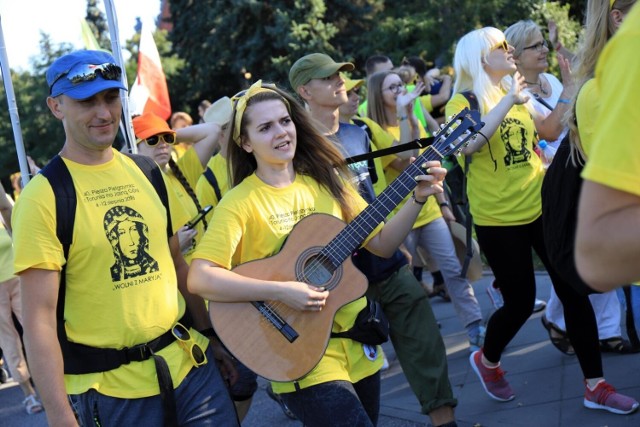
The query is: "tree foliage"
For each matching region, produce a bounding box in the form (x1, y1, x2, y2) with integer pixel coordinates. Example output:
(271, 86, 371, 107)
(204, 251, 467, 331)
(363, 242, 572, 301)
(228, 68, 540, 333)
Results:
(85, 0, 112, 50)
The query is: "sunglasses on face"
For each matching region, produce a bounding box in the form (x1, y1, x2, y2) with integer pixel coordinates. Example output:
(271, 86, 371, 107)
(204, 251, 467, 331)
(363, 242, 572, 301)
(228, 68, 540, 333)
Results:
(172, 323, 207, 367)
(383, 83, 405, 94)
(137, 133, 177, 146)
(522, 40, 549, 52)
(49, 63, 122, 94)
(491, 40, 510, 52)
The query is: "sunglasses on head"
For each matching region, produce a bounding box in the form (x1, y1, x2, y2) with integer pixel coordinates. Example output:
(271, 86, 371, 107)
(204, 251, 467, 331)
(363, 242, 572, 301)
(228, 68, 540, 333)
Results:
(171, 323, 207, 367)
(49, 63, 122, 94)
(137, 133, 177, 146)
(491, 40, 510, 52)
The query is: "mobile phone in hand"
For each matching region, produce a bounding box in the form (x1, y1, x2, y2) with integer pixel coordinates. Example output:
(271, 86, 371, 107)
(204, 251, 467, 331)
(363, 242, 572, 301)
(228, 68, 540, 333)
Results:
(185, 205, 213, 229)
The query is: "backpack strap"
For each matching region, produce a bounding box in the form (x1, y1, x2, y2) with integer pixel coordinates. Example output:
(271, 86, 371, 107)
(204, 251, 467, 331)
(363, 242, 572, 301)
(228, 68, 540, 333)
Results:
(203, 167, 223, 203)
(458, 91, 477, 279)
(39, 155, 75, 344)
(125, 153, 173, 238)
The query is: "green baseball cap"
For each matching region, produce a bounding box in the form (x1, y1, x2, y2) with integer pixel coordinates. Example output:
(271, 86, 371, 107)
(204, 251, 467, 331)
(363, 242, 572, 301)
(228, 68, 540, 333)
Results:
(289, 53, 354, 91)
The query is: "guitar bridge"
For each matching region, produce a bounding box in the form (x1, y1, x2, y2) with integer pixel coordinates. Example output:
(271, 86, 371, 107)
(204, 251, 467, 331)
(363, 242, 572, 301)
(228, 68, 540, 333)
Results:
(251, 301, 299, 343)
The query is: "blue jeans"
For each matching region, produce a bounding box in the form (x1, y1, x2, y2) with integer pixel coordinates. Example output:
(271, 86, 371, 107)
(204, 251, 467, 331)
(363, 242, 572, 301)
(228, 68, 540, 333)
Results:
(280, 371, 380, 426)
(69, 347, 239, 426)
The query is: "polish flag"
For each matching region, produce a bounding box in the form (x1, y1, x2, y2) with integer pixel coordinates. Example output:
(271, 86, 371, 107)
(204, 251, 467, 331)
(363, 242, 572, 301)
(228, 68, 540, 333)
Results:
(129, 24, 171, 120)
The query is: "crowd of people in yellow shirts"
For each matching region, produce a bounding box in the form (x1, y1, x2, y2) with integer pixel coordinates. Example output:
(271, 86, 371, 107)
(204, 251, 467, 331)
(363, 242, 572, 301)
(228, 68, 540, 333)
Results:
(2, 1, 640, 426)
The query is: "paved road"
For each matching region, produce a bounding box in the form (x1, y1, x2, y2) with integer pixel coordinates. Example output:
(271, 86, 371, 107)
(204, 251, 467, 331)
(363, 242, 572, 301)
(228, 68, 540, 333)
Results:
(2, 272, 639, 426)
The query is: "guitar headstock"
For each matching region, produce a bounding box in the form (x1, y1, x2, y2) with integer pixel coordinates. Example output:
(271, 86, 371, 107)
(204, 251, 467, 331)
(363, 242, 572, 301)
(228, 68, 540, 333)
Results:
(429, 109, 484, 159)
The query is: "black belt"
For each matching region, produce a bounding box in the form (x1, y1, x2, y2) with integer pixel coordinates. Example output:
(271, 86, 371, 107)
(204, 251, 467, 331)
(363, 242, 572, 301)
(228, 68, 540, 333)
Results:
(61, 311, 193, 427)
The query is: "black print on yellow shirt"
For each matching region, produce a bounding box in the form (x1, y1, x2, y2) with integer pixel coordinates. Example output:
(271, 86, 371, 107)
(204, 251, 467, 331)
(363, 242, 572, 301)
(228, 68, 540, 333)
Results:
(83, 184, 140, 208)
(500, 117, 531, 167)
(104, 206, 159, 282)
(268, 207, 316, 232)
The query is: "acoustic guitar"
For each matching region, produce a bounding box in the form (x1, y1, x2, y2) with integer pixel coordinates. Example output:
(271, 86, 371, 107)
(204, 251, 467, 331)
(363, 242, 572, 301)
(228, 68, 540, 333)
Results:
(209, 108, 483, 381)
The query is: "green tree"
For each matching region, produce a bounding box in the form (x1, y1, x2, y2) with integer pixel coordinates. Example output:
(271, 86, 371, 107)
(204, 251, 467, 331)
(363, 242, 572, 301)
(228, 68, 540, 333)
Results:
(0, 34, 72, 187)
(85, 0, 111, 50)
(168, 0, 379, 110)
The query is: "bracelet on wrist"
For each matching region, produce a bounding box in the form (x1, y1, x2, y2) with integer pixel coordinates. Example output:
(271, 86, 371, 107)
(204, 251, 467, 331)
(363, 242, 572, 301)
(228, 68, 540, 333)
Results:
(412, 191, 427, 205)
(439, 201, 450, 209)
(557, 98, 571, 104)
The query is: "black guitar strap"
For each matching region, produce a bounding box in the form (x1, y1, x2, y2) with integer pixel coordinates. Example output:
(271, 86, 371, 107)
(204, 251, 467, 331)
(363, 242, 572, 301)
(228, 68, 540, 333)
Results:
(345, 136, 434, 164)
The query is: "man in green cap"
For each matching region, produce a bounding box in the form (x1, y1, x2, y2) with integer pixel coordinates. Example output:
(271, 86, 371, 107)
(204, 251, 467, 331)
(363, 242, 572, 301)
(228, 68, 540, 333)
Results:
(285, 52, 459, 427)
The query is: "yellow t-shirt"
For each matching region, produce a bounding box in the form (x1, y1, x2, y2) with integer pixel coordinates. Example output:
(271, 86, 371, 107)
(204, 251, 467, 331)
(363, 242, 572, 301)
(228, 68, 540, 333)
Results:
(384, 125, 442, 227)
(195, 154, 229, 224)
(575, 79, 599, 158)
(167, 147, 207, 263)
(419, 94, 434, 113)
(445, 93, 544, 225)
(193, 173, 382, 393)
(0, 223, 14, 282)
(582, 4, 640, 197)
(12, 150, 205, 398)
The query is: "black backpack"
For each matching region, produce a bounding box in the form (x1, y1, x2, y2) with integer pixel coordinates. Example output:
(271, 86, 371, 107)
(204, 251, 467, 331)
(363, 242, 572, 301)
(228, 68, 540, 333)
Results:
(541, 134, 640, 347)
(540, 135, 592, 295)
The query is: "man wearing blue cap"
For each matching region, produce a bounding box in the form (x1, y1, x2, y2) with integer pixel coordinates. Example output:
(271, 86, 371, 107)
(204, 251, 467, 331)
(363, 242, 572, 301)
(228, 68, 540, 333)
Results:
(11, 50, 238, 426)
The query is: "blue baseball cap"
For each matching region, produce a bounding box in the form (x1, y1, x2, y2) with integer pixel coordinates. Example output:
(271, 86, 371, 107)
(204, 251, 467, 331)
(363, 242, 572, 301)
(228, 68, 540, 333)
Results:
(47, 50, 127, 100)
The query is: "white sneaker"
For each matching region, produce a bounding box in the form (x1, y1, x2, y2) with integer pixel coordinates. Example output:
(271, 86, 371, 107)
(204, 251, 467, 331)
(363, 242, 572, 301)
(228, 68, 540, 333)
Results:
(486, 281, 504, 310)
(381, 352, 390, 371)
(533, 298, 547, 313)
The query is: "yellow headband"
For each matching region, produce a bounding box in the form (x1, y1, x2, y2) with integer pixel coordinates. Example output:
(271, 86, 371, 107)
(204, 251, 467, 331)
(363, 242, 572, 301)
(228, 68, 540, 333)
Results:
(232, 80, 289, 145)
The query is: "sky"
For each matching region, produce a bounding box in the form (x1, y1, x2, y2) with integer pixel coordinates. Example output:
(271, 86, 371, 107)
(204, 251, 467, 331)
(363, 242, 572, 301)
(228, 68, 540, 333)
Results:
(0, 0, 162, 71)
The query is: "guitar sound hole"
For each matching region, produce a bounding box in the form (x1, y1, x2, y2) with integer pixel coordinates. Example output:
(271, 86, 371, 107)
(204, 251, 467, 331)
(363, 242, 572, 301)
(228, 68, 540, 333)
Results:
(303, 255, 335, 287)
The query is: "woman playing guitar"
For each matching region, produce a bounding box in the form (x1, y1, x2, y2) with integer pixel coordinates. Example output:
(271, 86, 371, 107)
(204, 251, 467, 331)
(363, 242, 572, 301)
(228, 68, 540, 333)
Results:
(187, 81, 446, 426)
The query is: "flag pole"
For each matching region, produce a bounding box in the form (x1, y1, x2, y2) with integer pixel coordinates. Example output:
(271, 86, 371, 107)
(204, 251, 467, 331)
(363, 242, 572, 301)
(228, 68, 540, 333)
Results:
(104, 0, 137, 154)
(0, 15, 31, 187)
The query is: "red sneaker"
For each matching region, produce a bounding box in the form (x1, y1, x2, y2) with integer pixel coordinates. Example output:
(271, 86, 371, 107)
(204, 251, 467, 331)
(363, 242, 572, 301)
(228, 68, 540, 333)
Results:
(469, 350, 515, 402)
(584, 380, 639, 415)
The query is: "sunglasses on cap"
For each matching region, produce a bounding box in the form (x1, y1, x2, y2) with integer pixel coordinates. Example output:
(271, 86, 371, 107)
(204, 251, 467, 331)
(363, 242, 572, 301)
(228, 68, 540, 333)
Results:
(171, 323, 207, 367)
(49, 63, 122, 95)
(137, 133, 177, 146)
(491, 40, 510, 52)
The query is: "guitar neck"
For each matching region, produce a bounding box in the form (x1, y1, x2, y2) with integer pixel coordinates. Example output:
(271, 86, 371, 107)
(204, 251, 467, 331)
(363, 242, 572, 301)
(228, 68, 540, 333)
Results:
(320, 149, 440, 266)
(319, 108, 483, 268)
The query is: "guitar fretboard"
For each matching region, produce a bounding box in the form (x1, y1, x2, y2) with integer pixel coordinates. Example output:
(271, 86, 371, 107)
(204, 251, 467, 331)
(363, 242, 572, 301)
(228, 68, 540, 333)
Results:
(319, 109, 482, 268)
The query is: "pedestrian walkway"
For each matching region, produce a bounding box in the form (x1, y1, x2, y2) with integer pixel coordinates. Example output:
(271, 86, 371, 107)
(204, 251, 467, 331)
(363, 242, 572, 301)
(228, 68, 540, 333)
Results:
(2, 273, 638, 426)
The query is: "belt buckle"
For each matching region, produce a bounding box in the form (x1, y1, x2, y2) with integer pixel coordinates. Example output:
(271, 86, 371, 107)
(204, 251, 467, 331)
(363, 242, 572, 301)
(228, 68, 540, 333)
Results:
(125, 344, 152, 363)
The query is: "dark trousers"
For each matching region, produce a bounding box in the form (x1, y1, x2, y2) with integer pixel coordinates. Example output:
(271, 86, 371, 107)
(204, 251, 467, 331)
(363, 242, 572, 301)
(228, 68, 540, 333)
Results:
(367, 265, 457, 414)
(281, 371, 380, 426)
(476, 217, 602, 378)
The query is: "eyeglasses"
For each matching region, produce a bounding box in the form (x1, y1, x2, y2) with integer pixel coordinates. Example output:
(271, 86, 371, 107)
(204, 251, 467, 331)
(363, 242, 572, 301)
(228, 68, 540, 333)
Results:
(522, 40, 549, 52)
(172, 323, 207, 367)
(491, 40, 510, 52)
(49, 63, 122, 94)
(383, 83, 405, 94)
(137, 133, 177, 146)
